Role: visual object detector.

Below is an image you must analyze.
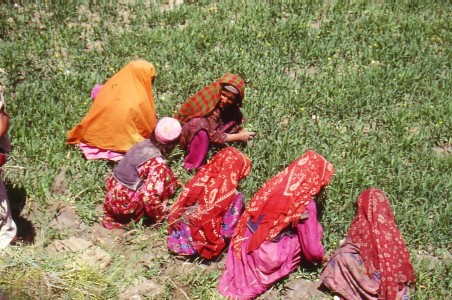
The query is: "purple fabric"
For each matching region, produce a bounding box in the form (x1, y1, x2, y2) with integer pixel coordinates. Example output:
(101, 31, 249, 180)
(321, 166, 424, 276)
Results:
(321, 239, 409, 300)
(167, 192, 244, 256)
(217, 200, 324, 299)
(183, 130, 209, 170)
(221, 193, 245, 239)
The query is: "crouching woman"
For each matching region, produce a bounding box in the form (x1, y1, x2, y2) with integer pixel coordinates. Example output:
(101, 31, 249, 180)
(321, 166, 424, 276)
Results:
(102, 117, 182, 229)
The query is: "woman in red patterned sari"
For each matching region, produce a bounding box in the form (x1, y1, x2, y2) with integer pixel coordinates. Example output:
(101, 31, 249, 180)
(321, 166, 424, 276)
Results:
(175, 74, 255, 171)
(102, 117, 182, 229)
(321, 188, 415, 300)
(167, 147, 251, 260)
(218, 150, 334, 299)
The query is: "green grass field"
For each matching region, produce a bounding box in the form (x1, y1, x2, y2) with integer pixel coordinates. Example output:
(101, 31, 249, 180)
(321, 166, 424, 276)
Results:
(0, 2, 451, 299)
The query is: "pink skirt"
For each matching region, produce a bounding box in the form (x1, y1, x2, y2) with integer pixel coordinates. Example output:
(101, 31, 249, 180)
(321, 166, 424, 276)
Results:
(218, 200, 324, 299)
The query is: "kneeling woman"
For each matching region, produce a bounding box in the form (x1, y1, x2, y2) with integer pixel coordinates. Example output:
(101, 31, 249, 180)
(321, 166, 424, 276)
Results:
(321, 188, 415, 300)
(167, 147, 251, 260)
(102, 117, 181, 229)
(218, 150, 334, 300)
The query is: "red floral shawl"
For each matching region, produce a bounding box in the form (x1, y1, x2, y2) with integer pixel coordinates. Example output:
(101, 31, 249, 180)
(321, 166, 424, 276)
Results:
(233, 150, 334, 257)
(167, 147, 251, 259)
(175, 74, 246, 124)
(348, 188, 415, 300)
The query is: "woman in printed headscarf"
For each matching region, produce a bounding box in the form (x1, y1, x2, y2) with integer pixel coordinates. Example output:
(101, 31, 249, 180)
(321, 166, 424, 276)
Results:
(175, 74, 255, 171)
(218, 150, 334, 300)
(67, 60, 157, 161)
(102, 117, 181, 229)
(320, 188, 415, 300)
(167, 147, 251, 260)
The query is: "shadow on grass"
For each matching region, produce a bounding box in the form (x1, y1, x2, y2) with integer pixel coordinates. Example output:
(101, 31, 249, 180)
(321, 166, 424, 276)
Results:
(4, 179, 36, 245)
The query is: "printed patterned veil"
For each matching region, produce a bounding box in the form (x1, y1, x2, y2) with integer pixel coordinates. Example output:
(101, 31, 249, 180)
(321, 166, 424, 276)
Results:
(233, 150, 334, 257)
(348, 188, 415, 300)
(167, 147, 251, 259)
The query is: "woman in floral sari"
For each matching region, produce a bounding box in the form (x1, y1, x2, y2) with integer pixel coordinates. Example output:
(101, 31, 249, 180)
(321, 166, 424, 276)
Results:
(175, 74, 255, 170)
(320, 188, 415, 300)
(218, 150, 334, 300)
(167, 147, 251, 259)
(102, 117, 181, 229)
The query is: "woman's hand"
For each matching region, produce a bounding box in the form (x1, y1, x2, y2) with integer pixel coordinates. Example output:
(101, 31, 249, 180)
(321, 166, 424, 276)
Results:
(238, 128, 255, 142)
(225, 128, 255, 143)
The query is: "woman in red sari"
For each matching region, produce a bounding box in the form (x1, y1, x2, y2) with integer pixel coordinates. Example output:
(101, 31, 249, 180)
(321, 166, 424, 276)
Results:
(167, 147, 251, 259)
(321, 188, 415, 300)
(218, 150, 334, 299)
(175, 74, 255, 171)
(102, 117, 181, 229)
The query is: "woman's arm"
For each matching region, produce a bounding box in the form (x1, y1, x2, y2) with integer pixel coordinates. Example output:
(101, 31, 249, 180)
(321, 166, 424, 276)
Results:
(224, 128, 255, 143)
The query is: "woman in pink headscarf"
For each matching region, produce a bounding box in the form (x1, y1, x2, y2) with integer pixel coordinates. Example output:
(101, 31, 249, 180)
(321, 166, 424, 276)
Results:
(102, 117, 182, 229)
(320, 188, 415, 300)
(218, 150, 335, 299)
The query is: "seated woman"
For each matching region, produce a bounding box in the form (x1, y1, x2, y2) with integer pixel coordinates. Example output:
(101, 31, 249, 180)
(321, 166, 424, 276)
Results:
(218, 150, 335, 300)
(67, 60, 158, 161)
(166, 147, 251, 260)
(175, 73, 255, 171)
(320, 188, 415, 300)
(102, 117, 181, 229)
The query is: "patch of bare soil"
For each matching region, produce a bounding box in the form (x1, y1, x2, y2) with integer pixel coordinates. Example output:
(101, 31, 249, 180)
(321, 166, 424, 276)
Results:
(15, 197, 331, 299)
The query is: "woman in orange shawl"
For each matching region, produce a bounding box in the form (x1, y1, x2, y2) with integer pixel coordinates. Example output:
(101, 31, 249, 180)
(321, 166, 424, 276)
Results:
(321, 188, 415, 300)
(218, 150, 334, 299)
(167, 147, 251, 260)
(67, 60, 157, 160)
(175, 74, 255, 170)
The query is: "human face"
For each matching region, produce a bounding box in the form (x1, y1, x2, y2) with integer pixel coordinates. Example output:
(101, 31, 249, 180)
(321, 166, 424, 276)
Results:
(219, 89, 237, 108)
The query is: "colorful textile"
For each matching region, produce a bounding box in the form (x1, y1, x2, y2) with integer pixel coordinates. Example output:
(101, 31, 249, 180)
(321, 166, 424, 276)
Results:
(175, 73, 245, 124)
(67, 60, 157, 153)
(167, 193, 244, 256)
(167, 147, 251, 259)
(183, 130, 209, 170)
(324, 188, 415, 300)
(233, 150, 334, 257)
(218, 200, 324, 299)
(321, 238, 409, 300)
(103, 156, 177, 229)
(179, 106, 243, 151)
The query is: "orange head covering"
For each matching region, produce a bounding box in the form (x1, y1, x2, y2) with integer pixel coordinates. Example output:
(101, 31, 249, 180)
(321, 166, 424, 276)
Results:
(67, 60, 157, 152)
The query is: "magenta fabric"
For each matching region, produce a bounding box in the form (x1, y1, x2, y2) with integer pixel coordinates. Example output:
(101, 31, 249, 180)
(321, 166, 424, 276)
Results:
(297, 200, 325, 262)
(91, 84, 104, 100)
(167, 193, 244, 256)
(218, 227, 301, 300)
(218, 200, 324, 300)
(183, 129, 209, 170)
(79, 143, 124, 161)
